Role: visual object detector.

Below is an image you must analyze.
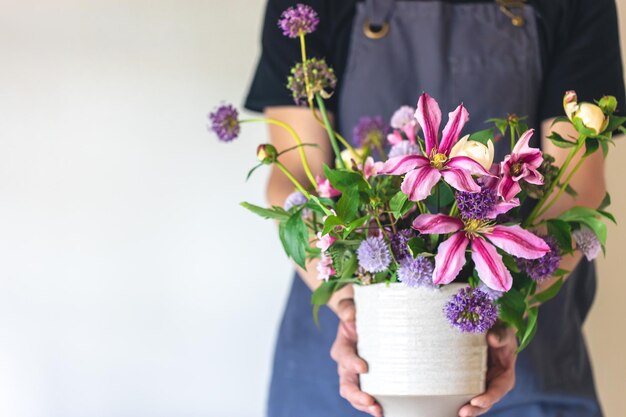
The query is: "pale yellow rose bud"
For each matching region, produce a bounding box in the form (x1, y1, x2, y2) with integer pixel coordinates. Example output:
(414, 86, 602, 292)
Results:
(449, 134, 495, 171)
(338, 148, 364, 168)
(563, 90, 608, 135)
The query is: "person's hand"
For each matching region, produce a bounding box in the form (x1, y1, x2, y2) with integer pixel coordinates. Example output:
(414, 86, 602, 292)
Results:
(330, 298, 383, 417)
(458, 323, 517, 417)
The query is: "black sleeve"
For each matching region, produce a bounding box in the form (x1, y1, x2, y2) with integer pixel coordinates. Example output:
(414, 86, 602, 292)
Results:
(539, 0, 626, 120)
(244, 0, 333, 113)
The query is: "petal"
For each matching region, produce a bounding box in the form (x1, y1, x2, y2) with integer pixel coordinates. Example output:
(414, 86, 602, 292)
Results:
(486, 198, 520, 219)
(439, 103, 470, 155)
(446, 155, 493, 177)
(401, 166, 442, 201)
(471, 238, 512, 292)
(497, 173, 522, 201)
(485, 225, 550, 259)
(381, 154, 429, 175)
(512, 129, 543, 167)
(441, 168, 482, 193)
(415, 93, 442, 155)
(412, 214, 463, 234)
(387, 131, 403, 146)
(433, 232, 469, 285)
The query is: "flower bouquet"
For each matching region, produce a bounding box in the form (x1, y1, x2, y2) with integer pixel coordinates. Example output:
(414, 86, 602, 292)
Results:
(209, 4, 625, 417)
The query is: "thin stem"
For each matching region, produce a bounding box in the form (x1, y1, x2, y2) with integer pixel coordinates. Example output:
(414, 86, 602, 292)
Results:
(524, 137, 586, 226)
(449, 200, 459, 218)
(308, 106, 362, 160)
(510, 126, 516, 151)
(536, 154, 588, 219)
(299, 33, 314, 108)
(242, 118, 317, 188)
(275, 161, 311, 198)
(315, 94, 346, 169)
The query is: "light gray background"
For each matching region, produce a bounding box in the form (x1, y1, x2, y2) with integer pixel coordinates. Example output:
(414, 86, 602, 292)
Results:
(0, 1, 624, 417)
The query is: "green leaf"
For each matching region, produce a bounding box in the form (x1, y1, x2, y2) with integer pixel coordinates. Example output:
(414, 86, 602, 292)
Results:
(468, 128, 494, 145)
(598, 193, 611, 211)
(323, 165, 369, 192)
(501, 252, 520, 273)
(584, 138, 599, 157)
(498, 288, 526, 333)
(578, 217, 607, 246)
(561, 183, 578, 198)
(311, 280, 336, 326)
(547, 219, 572, 253)
(517, 307, 538, 352)
(547, 132, 576, 148)
(558, 207, 607, 246)
(336, 188, 360, 223)
(573, 118, 597, 137)
(322, 215, 344, 235)
(597, 210, 617, 224)
(340, 252, 359, 280)
(407, 237, 427, 258)
(240, 202, 289, 221)
(343, 215, 369, 239)
(246, 163, 264, 181)
(531, 277, 564, 305)
(604, 115, 626, 133)
(278, 212, 309, 269)
(390, 191, 408, 215)
(551, 116, 572, 127)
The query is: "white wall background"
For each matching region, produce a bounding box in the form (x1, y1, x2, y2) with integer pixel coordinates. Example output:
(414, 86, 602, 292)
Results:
(0, 1, 625, 417)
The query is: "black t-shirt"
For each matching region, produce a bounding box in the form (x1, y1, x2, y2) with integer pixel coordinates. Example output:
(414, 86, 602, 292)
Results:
(245, 0, 625, 122)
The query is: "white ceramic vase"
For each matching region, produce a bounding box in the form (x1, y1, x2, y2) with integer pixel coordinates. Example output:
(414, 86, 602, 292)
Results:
(353, 283, 487, 417)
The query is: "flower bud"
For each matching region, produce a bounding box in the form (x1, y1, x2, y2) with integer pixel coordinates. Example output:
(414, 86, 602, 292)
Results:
(598, 95, 617, 114)
(449, 134, 495, 170)
(338, 148, 364, 168)
(563, 90, 608, 135)
(256, 144, 278, 165)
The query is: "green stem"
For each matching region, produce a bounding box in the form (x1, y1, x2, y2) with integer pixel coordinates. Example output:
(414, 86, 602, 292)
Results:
(242, 118, 318, 188)
(524, 136, 586, 226)
(510, 125, 516, 151)
(275, 161, 311, 198)
(298, 33, 314, 108)
(536, 154, 588, 219)
(315, 94, 346, 169)
(449, 200, 459, 217)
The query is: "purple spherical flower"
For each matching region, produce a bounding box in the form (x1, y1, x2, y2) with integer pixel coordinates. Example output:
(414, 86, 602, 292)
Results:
(208, 104, 240, 142)
(456, 187, 497, 220)
(287, 58, 337, 105)
(278, 4, 319, 38)
(357, 236, 392, 273)
(390, 229, 414, 261)
(388, 141, 420, 158)
(445, 286, 499, 333)
(390, 105, 416, 129)
(283, 191, 308, 211)
(352, 116, 388, 148)
(398, 256, 435, 288)
(572, 226, 601, 261)
(516, 235, 560, 281)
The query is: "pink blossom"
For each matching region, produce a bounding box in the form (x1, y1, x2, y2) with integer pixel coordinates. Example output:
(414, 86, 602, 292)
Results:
(317, 252, 335, 281)
(316, 232, 336, 252)
(360, 157, 384, 180)
(498, 129, 544, 201)
(412, 213, 550, 292)
(316, 175, 341, 198)
(380, 93, 492, 202)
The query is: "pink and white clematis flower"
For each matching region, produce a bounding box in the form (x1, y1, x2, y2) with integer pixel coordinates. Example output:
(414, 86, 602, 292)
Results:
(360, 156, 384, 180)
(381, 93, 491, 201)
(498, 129, 544, 201)
(412, 213, 550, 291)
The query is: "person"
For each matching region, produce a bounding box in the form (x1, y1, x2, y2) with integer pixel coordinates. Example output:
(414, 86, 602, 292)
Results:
(244, 0, 625, 416)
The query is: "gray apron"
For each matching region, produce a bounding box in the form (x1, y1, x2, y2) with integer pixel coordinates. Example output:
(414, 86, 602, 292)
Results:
(267, 1, 602, 416)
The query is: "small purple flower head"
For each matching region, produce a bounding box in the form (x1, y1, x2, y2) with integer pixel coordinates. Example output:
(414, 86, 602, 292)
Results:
(398, 256, 435, 288)
(390, 105, 416, 129)
(572, 226, 601, 261)
(352, 116, 389, 148)
(357, 236, 392, 273)
(284, 191, 308, 210)
(278, 4, 319, 38)
(208, 104, 240, 142)
(287, 58, 337, 105)
(478, 282, 503, 301)
(516, 235, 560, 281)
(445, 286, 499, 333)
(456, 187, 497, 220)
(388, 141, 420, 158)
(390, 229, 414, 261)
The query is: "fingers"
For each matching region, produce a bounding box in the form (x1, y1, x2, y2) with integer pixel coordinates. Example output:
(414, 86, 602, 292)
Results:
(487, 324, 515, 349)
(330, 323, 368, 373)
(337, 298, 356, 323)
(338, 367, 382, 417)
(469, 368, 515, 411)
(458, 403, 491, 417)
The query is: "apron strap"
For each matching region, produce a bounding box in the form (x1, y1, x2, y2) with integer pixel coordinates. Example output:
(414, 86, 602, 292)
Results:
(364, 0, 394, 39)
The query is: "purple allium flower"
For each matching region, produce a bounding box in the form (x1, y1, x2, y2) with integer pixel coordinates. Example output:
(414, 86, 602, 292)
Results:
(572, 226, 601, 261)
(287, 58, 337, 105)
(516, 235, 560, 281)
(388, 141, 420, 158)
(357, 236, 392, 273)
(456, 187, 497, 220)
(390, 229, 414, 261)
(390, 105, 416, 129)
(445, 286, 499, 333)
(352, 116, 389, 148)
(398, 256, 435, 288)
(208, 104, 240, 142)
(284, 191, 308, 211)
(278, 4, 319, 38)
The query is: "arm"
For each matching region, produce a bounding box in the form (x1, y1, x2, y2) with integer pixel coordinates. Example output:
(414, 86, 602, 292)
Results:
(264, 106, 353, 313)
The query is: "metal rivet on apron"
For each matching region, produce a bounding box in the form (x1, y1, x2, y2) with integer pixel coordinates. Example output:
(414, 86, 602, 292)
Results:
(363, 19, 390, 39)
(496, 0, 526, 27)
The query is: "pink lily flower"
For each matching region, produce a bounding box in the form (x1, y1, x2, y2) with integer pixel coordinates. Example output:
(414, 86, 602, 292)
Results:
(360, 156, 384, 180)
(412, 213, 550, 291)
(498, 129, 544, 201)
(316, 175, 341, 198)
(381, 93, 491, 201)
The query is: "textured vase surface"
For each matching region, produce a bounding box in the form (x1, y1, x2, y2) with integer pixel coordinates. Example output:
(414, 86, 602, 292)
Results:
(353, 283, 487, 417)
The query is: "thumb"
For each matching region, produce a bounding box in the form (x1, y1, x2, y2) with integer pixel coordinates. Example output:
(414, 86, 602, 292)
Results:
(337, 298, 356, 324)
